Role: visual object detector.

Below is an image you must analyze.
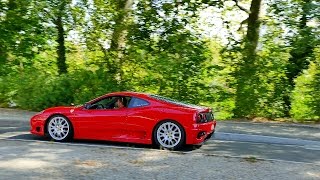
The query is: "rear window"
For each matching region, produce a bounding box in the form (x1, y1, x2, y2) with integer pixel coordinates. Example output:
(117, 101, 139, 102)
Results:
(128, 97, 149, 108)
(150, 94, 203, 109)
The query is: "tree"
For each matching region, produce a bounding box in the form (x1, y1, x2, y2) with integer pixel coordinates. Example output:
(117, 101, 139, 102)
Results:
(40, 0, 78, 74)
(120, 0, 216, 103)
(0, 0, 46, 75)
(54, 1, 68, 74)
(109, 0, 133, 51)
(267, 0, 320, 116)
(233, 0, 263, 117)
(79, 0, 134, 88)
(291, 46, 320, 120)
(285, 0, 318, 115)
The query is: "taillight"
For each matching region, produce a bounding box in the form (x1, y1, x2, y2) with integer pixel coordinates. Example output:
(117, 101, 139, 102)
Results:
(196, 113, 206, 123)
(196, 113, 201, 123)
(196, 112, 214, 123)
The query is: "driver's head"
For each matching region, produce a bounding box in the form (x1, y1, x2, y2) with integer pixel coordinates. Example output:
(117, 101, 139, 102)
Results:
(116, 97, 124, 108)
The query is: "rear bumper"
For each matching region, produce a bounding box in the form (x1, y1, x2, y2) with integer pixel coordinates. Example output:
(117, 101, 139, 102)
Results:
(186, 120, 217, 145)
(30, 114, 46, 136)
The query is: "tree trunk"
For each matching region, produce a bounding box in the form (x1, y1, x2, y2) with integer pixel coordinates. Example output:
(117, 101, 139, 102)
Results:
(108, 0, 133, 90)
(0, 45, 6, 65)
(245, 0, 262, 60)
(0, 46, 7, 76)
(234, 0, 262, 117)
(55, 3, 67, 74)
(109, 0, 133, 51)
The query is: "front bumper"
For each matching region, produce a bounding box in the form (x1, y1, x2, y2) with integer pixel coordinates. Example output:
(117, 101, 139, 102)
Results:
(30, 114, 47, 136)
(186, 120, 217, 145)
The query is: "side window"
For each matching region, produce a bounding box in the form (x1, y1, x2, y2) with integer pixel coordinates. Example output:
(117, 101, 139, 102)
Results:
(89, 97, 116, 109)
(128, 97, 150, 108)
(89, 96, 132, 109)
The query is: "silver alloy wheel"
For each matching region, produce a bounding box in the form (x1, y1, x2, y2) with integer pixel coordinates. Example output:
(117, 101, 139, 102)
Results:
(156, 122, 182, 148)
(48, 116, 70, 141)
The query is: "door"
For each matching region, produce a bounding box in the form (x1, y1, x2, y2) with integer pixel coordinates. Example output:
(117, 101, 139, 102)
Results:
(125, 97, 156, 143)
(74, 96, 128, 140)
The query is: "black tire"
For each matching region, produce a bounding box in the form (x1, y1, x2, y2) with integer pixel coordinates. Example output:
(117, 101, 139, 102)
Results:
(46, 115, 73, 142)
(153, 120, 185, 150)
(193, 145, 202, 149)
(205, 131, 214, 141)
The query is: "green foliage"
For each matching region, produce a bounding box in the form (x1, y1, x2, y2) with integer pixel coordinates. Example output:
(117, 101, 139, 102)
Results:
(0, 68, 121, 111)
(0, 0, 48, 76)
(253, 43, 290, 118)
(291, 47, 320, 121)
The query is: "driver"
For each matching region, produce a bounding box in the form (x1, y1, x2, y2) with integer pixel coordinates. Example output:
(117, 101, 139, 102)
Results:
(115, 97, 125, 109)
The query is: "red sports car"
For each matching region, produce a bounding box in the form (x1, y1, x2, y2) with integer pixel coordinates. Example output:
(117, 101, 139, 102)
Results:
(30, 92, 216, 149)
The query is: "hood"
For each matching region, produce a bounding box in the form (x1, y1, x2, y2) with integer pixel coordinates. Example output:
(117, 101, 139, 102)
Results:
(44, 106, 78, 114)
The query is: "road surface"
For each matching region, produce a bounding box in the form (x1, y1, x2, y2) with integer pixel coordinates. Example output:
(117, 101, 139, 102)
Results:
(0, 108, 319, 164)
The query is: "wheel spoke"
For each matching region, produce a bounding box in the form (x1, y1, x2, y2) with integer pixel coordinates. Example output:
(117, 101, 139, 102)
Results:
(168, 140, 172, 145)
(173, 136, 180, 141)
(164, 139, 168, 145)
(171, 124, 176, 130)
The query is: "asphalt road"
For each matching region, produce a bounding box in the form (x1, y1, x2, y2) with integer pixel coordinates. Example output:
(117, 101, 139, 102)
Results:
(0, 108, 320, 165)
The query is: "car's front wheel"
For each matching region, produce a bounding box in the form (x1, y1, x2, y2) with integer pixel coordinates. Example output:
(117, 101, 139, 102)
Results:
(47, 115, 73, 141)
(154, 120, 185, 150)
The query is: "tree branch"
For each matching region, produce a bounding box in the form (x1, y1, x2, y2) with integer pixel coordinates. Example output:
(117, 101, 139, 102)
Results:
(232, 0, 250, 14)
(238, 18, 248, 31)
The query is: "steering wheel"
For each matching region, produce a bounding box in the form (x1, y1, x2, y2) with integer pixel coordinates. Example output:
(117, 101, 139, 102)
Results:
(96, 104, 104, 109)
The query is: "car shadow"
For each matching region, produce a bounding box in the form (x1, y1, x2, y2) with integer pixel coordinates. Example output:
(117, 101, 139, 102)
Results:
(6, 133, 197, 152)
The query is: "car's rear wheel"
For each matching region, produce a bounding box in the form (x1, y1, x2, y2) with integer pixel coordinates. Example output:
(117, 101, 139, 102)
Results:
(154, 121, 185, 150)
(47, 115, 73, 141)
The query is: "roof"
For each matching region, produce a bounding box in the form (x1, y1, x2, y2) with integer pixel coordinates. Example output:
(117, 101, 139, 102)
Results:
(103, 91, 155, 100)
(87, 91, 150, 104)
(107, 91, 149, 97)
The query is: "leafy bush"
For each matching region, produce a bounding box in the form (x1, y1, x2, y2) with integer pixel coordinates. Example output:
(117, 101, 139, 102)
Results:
(291, 47, 320, 122)
(0, 68, 121, 111)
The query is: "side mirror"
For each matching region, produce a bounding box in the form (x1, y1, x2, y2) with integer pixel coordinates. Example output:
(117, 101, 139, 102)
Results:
(83, 103, 91, 109)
